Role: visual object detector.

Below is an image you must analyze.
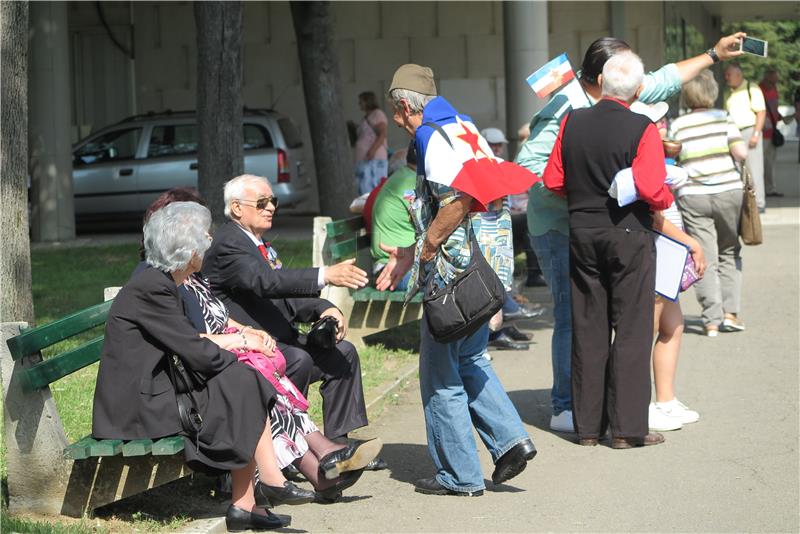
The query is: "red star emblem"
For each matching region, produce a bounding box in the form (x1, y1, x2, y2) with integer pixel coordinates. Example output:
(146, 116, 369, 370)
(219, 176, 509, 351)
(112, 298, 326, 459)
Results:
(456, 122, 488, 159)
(549, 68, 564, 88)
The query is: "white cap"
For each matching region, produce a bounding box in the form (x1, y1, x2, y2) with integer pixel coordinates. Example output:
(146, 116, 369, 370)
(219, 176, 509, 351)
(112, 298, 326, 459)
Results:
(480, 127, 508, 144)
(630, 101, 669, 123)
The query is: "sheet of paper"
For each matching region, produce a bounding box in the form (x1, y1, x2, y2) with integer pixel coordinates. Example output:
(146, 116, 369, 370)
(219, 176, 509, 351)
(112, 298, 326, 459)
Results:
(655, 233, 689, 301)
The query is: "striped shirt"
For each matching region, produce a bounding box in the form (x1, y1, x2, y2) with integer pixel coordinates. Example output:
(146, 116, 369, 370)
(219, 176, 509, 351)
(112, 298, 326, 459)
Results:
(668, 109, 744, 196)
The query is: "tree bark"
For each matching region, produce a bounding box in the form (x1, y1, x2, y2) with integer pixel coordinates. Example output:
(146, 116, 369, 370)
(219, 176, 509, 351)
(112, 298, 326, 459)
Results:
(195, 1, 244, 227)
(0, 1, 34, 324)
(291, 1, 355, 219)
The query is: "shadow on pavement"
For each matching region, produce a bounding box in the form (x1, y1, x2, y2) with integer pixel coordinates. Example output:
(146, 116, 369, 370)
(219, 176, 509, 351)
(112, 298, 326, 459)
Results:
(507, 389, 576, 444)
(380, 443, 435, 486)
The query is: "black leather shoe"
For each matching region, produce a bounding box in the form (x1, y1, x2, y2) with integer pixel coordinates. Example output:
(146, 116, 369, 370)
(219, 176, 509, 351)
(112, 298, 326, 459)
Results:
(282, 463, 306, 483)
(500, 325, 532, 342)
(225, 504, 289, 532)
(414, 477, 483, 497)
(318, 438, 383, 480)
(491, 438, 537, 485)
(364, 457, 389, 471)
(488, 331, 529, 351)
(255, 480, 315, 507)
(503, 305, 545, 321)
(316, 468, 365, 503)
(525, 273, 548, 287)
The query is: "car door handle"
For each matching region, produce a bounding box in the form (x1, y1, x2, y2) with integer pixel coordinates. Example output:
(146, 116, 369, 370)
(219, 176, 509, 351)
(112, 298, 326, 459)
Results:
(190, 162, 198, 170)
(119, 168, 133, 176)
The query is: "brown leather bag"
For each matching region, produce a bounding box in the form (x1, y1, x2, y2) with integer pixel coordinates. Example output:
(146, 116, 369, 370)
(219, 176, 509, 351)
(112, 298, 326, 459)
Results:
(739, 163, 763, 246)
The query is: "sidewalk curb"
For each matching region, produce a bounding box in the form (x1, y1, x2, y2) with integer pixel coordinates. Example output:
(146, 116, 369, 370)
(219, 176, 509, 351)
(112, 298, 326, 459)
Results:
(365, 360, 419, 412)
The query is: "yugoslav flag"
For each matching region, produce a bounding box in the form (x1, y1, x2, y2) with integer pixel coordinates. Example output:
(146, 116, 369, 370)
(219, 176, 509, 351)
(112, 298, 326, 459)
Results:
(418, 116, 540, 210)
(526, 53, 576, 99)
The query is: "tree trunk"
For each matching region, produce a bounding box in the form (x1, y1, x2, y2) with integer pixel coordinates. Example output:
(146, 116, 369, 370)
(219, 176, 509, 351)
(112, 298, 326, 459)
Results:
(194, 1, 244, 227)
(291, 1, 355, 219)
(0, 1, 34, 324)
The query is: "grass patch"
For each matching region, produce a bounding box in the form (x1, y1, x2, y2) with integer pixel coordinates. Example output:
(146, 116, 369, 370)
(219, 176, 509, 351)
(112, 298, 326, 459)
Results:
(0, 514, 107, 534)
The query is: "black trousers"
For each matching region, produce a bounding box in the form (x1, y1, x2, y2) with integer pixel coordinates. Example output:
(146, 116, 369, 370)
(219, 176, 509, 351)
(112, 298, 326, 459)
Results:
(279, 339, 368, 440)
(569, 227, 655, 439)
(511, 212, 541, 277)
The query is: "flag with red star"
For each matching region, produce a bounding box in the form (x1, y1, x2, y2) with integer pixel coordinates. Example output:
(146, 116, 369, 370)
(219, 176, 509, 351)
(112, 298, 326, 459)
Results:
(416, 99, 540, 210)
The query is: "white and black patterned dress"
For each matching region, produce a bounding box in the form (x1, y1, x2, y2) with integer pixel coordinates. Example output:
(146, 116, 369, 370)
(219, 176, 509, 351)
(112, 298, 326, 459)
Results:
(184, 273, 320, 469)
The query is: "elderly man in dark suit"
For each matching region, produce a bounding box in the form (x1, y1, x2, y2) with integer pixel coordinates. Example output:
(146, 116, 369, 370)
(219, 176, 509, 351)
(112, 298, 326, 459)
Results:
(202, 174, 372, 445)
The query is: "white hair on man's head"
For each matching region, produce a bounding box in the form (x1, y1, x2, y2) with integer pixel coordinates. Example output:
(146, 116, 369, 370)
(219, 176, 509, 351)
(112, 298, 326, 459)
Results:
(144, 201, 212, 272)
(388, 88, 435, 114)
(601, 50, 644, 101)
(223, 174, 269, 219)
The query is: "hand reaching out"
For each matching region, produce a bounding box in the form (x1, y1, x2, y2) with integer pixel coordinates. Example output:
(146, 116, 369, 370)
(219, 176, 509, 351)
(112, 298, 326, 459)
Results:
(375, 243, 415, 291)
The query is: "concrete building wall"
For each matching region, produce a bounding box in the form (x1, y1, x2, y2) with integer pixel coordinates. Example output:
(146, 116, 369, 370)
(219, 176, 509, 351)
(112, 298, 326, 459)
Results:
(65, 1, 669, 212)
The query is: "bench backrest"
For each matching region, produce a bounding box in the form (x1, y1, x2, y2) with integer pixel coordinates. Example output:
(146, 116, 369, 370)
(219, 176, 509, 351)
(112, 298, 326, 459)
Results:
(326, 216, 371, 263)
(5, 300, 112, 391)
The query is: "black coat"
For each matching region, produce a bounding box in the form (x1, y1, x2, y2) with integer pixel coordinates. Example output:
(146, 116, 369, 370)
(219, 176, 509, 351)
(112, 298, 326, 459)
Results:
(201, 221, 334, 342)
(92, 266, 276, 472)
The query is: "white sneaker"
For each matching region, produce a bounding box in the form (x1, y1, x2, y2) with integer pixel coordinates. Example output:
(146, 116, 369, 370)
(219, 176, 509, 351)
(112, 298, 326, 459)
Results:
(550, 410, 575, 433)
(649, 403, 683, 431)
(722, 314, 746, 332)
(483, 351, 493, 361)
(656, 398, 700, 424)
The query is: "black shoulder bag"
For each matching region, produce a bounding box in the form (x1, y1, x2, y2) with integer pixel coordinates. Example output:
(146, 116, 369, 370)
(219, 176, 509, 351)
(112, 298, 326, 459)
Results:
(419, 122, 506, 343)
(165, 354, 204, 449)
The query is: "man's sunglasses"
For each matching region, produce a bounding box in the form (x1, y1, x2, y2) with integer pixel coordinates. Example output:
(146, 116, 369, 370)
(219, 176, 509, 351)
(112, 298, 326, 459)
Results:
(238, 196, 279, 211)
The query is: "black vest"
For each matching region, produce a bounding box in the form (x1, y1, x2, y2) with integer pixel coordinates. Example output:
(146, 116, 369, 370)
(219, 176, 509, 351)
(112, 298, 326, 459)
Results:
(562, 98, 653, 231)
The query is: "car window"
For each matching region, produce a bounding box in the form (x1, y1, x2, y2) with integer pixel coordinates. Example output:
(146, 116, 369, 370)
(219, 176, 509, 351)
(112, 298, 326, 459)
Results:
(74, 128, 142, 165)
(244, 123, 274, 150)
(148, 125, 198, 158)
(277, 118, 303, 149)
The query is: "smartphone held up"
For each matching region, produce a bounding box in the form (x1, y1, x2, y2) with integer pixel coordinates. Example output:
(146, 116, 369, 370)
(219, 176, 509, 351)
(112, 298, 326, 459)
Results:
(740, 36, 768, 57)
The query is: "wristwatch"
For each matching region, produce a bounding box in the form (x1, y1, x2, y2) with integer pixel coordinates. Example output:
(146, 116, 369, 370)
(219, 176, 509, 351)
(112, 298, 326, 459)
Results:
(706, 47, 720, 63)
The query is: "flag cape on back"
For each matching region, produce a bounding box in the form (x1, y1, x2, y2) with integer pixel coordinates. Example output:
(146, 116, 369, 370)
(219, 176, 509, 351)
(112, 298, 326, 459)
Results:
(526, 53, 576, 99)
(415, 97, 540, 210)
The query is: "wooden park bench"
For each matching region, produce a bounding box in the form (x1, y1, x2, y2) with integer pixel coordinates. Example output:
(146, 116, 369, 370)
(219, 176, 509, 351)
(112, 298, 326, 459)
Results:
(1, 297, 189, 518)
(312, 215, 422, 346)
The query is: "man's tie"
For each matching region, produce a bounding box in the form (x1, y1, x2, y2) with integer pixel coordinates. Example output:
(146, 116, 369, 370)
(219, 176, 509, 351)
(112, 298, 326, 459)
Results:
(257, 244, 269, 261)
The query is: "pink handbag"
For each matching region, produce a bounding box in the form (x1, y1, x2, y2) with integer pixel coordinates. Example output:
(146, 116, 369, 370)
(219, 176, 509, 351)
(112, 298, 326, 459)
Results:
(233, 347, 309, 412)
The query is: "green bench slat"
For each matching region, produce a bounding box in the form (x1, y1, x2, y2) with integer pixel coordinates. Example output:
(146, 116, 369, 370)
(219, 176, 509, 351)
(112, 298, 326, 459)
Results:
(90, 439, 123, 456)
(152, 436, 185, 455)
(326, 216, 366, 238)
(123, 439, 154, 457)
(23, 336, 104, 390)
(64, 436, 98, 460)
(329, 234, 371, 262)
(7, 300, 112, 361)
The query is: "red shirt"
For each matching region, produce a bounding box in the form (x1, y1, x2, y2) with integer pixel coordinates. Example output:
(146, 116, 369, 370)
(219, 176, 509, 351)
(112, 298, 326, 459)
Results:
(543, 97, 673, 211)
(759, 82, 780, 139)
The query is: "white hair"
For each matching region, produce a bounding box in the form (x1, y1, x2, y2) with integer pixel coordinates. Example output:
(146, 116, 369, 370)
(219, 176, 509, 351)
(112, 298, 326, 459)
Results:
(223, 174, 269, 219)
(388, 88, 435, 114)
(601, 50, 644, 101)
(144, 202, 212, 272)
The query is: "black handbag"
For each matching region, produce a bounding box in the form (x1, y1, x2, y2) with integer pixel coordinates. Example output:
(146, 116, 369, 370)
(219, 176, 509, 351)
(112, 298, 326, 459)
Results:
(422, 230, 506, 344)
(772, 128, 785, 148)
(306, 315, 338, 349)
(165, 355, 204, 440)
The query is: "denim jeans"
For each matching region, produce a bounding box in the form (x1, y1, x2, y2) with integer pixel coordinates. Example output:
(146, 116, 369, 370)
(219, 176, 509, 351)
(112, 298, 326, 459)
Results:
(502, 293, 520, 314)
(530, 231, 572, 415)
(419, 320, 531, 492)
(354, 159, 389, 195)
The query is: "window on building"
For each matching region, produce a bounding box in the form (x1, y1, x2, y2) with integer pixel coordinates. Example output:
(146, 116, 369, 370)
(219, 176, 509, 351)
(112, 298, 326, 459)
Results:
(74, 128, 142, 165)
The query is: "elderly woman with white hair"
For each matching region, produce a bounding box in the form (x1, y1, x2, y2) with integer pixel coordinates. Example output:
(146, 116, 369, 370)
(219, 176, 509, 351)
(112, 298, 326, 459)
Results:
(92, 202, 298, 531)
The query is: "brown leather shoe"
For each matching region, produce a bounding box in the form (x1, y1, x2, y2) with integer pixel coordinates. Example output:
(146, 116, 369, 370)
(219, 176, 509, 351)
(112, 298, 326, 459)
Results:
(578, 437, 599, 446)
(611, 432, 665, 449)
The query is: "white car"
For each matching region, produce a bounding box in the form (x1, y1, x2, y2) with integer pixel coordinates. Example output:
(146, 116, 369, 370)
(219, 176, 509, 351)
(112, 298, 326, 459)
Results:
(72, 109, 311, 221)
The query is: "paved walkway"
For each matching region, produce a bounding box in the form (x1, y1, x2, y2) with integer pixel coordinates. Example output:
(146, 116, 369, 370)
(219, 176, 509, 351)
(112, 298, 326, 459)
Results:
(233, 144, 799, 532)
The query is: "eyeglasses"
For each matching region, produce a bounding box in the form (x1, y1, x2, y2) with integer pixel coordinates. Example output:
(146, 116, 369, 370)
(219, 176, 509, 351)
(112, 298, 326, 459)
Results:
(237, 196, 279, 211)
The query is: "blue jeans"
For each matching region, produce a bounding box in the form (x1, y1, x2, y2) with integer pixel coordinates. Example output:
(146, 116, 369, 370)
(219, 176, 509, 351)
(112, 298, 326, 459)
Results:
(355, 159, 388, 195)
(502, 293, 520, 314)
(419, 320, 531, 492)
(530, 231, 572, 415)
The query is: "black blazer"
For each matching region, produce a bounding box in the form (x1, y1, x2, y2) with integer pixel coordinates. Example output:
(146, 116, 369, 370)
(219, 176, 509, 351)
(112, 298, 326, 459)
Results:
(201, 221, 334, 342)
(92, 267, 237, 440)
